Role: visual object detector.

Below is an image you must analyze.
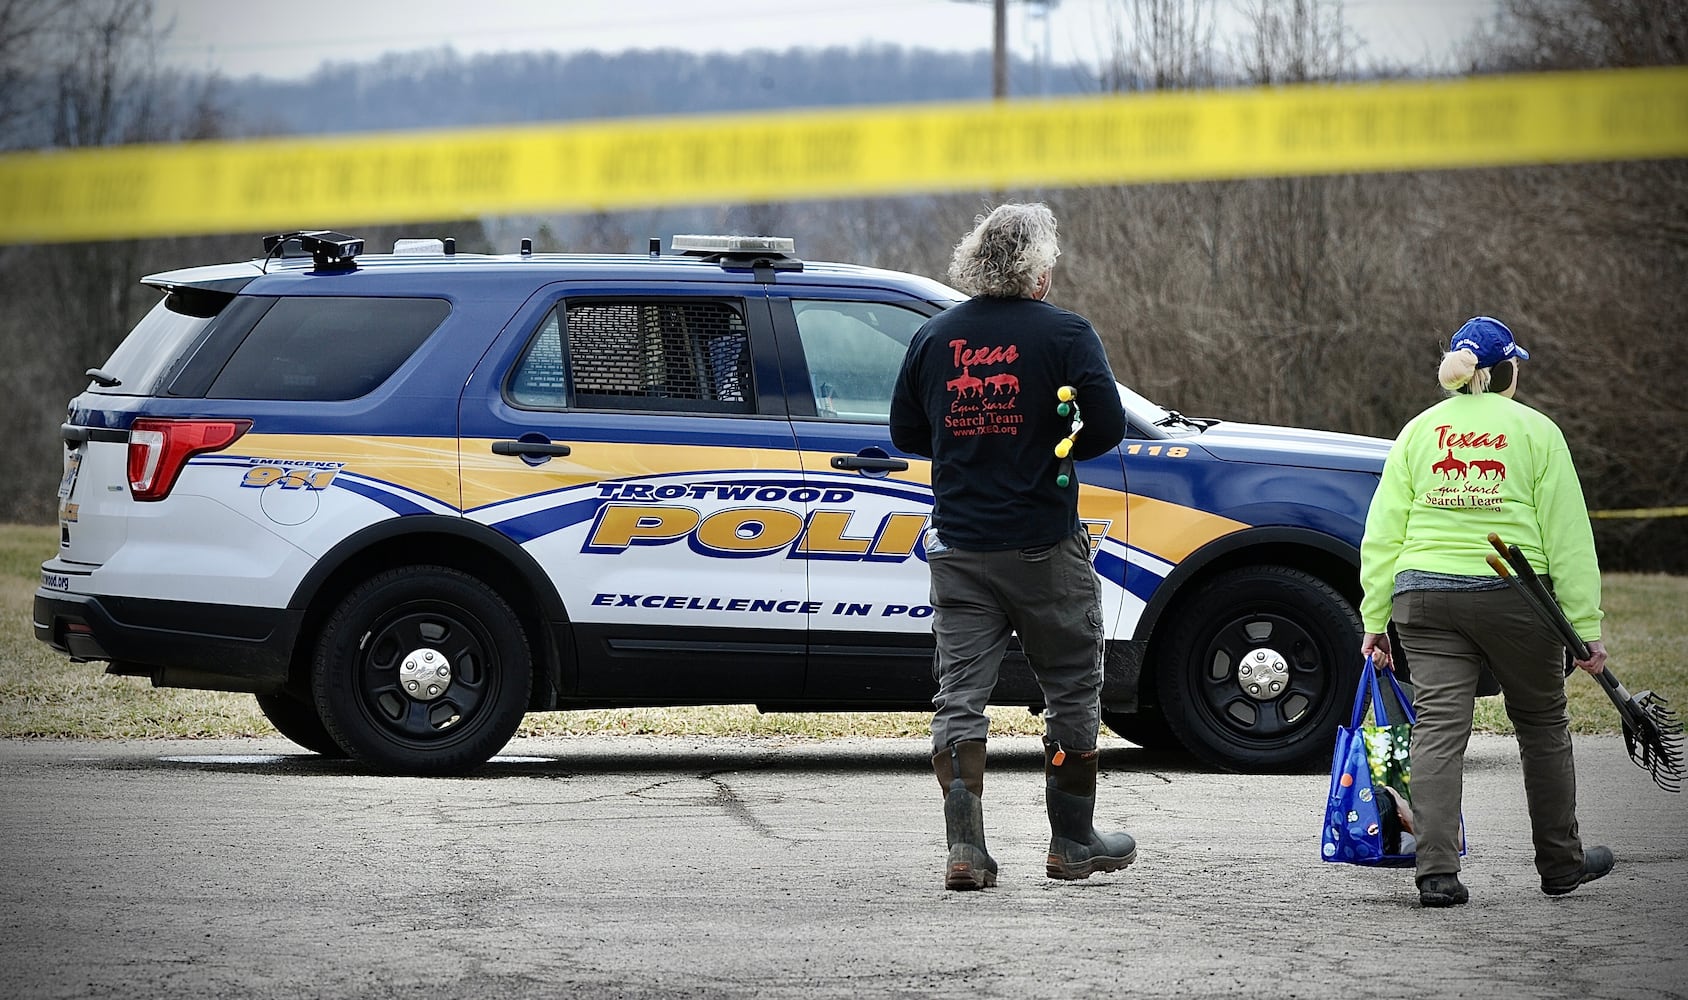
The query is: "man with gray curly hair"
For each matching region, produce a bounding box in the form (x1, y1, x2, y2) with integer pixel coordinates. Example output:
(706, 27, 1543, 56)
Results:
(947, 202, 1062, 298)
(890, 203, 1134, 891)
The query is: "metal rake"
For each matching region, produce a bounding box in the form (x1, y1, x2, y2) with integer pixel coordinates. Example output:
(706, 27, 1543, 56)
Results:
(1485, 533, 1683, 793)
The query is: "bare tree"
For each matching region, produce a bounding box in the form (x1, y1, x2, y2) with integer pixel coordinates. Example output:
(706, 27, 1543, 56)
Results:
(1096, 0, 1221, 90)
(0, 0, 59, 141)
(1474, 0, 1688, 70)
(1234, 0, 1357, 83)
(0, 0, 232, 522)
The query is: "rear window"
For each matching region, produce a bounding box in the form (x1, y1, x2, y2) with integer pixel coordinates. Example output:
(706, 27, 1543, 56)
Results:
(91, 299, 217, 396)
(207, 296, 450, 401)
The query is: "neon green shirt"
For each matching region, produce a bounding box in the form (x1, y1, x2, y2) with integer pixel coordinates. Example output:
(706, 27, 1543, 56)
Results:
(1359, 391, 1603, 640)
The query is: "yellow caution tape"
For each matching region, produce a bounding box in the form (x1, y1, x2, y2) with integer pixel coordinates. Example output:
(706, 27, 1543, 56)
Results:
(1589, 507, 1688, 520)
(0, 66, 1684, 245)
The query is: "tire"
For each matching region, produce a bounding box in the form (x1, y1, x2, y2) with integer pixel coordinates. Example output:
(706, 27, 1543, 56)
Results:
(255, 691, 347, 757)
(1155, 566, 1361, 772)
(312, 566, 532, 776)
(1100, 709, 1185, 753)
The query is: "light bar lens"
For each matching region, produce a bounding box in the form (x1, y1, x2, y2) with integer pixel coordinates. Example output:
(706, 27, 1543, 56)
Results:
(671, 234, 795, 254)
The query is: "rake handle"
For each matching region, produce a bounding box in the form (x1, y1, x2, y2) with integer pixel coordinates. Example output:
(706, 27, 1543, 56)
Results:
(1486, 534, 1591, 660)
(1486, 543, 1642, 721)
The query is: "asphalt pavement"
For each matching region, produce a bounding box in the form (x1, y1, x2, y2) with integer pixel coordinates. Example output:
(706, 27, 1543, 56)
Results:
(2, 733, 1684, 999)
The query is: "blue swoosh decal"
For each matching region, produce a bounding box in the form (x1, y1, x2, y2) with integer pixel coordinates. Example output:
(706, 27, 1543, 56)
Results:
(334, 477, 432, 516)
(492, 495, 609, 544)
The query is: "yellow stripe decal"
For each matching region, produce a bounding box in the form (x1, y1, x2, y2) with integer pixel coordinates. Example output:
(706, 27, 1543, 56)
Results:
(1128, 494, 1250, 564)
(241, 434, 1274, 562)
(240, 434, 460, 507)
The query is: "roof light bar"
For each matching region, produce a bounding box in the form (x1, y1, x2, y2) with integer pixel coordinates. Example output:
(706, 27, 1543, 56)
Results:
(672, 234, 796, 255)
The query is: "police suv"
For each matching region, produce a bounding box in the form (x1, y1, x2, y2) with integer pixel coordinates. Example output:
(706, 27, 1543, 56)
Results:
(36, 231, 1391, 775)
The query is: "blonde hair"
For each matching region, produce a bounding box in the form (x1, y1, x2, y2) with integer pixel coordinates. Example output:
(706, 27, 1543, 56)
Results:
(1439, 348, 1488, 393)
(1439, 350, 1519, 395)
(947, 203, 1060, 299)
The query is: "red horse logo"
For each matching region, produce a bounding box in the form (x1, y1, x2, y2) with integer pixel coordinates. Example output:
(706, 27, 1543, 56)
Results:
(946, 366, 984, 398)
(1431, 449, 1468, 480)
(1469, 459, 1507, 480)
(984, 372, 1020, 395)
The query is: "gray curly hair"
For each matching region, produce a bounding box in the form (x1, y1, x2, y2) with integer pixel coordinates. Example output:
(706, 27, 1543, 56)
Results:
(947, 202, 1060, 299)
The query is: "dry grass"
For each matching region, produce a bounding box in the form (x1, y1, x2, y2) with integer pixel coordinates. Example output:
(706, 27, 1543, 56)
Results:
(1472, 571, 1685, 735)
(5, 523, 1683, 741)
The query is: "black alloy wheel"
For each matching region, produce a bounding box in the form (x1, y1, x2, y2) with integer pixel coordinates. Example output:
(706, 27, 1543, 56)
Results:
(313, 566, 532, 776)
(1156, 565, 1361, 771)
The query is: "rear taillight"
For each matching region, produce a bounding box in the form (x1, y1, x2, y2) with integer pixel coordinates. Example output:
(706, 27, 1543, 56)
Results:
(127, 418, 251, 502)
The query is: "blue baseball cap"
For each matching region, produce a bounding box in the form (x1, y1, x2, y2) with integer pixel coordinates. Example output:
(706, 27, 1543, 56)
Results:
(1450, 316, 1529, 368)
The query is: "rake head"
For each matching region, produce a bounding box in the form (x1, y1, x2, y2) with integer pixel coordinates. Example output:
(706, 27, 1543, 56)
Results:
(1622, 689, 1684, 794)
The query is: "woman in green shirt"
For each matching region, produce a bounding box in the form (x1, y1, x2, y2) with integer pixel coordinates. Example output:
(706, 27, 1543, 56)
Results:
(1358, 316, 1613, 908)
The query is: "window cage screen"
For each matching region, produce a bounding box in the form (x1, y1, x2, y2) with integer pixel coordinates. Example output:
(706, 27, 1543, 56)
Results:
(566, 301, 751, 411)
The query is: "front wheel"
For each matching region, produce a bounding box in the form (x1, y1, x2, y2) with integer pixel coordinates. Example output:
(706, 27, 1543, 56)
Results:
(313, 566, 532, 776)
(1155, 566, 1361, 771)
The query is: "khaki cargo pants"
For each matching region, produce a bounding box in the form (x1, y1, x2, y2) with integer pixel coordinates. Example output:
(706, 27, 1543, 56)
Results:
(927, 528, 1105, 754)
(1393, 586, 1588, 884)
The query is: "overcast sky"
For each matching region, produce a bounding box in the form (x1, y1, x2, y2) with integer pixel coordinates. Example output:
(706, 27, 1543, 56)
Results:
(155, 0, 1500, 81)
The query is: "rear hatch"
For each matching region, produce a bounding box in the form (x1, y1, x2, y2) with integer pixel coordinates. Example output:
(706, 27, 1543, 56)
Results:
(56, 272, 255, 567)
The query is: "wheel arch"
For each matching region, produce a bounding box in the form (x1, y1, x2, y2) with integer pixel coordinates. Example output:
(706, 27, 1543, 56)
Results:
(1133, 526, 1361, 708)
(284, 516, 572, 709)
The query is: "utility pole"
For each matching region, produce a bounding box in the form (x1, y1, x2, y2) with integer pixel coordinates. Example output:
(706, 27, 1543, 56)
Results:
(993, 0, 1007, 100)
(955, 0, 1010, 99)
(955, 0, 1061, 100)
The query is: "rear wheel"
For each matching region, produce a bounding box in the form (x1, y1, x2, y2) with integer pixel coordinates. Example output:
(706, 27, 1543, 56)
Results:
(313, 566, 532, 776)
(1156, 566, 1361, 771)
(255, 692, 347, 757)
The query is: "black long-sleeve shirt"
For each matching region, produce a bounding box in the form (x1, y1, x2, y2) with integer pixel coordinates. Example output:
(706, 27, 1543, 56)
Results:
(889, 296, 1126, 551)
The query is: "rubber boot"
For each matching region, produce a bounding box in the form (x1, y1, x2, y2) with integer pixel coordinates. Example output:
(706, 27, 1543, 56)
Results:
(932, 740, 998, 890)
(1044, 739, 1137, 880)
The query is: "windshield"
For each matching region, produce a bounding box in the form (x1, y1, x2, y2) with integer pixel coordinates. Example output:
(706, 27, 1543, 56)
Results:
(1116, 382, 1204, 437)
(1118, 382, 1168, 422)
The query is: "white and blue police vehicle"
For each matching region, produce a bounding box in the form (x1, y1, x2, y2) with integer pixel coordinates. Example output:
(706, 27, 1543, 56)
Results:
(36, 231, 1394, 775)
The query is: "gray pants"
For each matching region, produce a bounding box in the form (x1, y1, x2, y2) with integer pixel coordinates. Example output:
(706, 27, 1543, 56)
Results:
(927, 528, 1105, 753)
(1393, 587, 1585, 883)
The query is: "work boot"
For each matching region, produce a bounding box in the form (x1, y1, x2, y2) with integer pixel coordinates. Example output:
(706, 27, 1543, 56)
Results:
(1417, 872, 1470, 907)
(1043, 739, 1137, 880)
(1541, 846, 1615, 896)
(932, 740, 997, 890)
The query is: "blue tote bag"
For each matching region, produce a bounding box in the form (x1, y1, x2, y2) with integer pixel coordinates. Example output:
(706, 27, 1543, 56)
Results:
(1320, 655, 1449, 866)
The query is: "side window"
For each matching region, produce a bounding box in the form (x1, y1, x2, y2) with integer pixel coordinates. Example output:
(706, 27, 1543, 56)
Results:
(792, 300, 928, 422)
(509, 309, 567, 407)
(509, 299, 753, 414)
(207, 296, 450, 401)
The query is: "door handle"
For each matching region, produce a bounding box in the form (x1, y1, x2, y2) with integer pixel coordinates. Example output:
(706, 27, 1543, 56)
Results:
(492, 440, 572, 457)
(830, 455, 907, 472)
